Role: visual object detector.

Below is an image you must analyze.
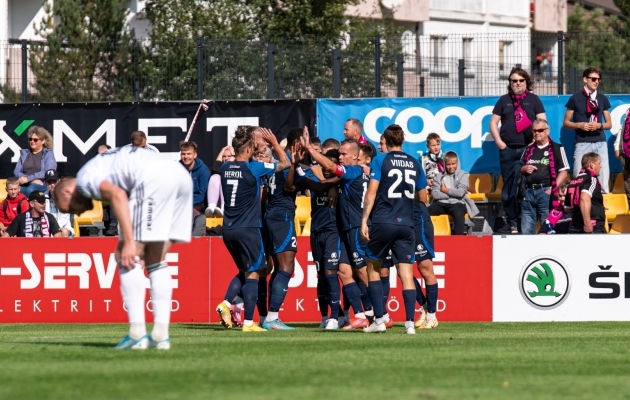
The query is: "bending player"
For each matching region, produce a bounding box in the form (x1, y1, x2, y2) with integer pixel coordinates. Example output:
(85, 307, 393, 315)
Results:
(53, 145, 192, 349)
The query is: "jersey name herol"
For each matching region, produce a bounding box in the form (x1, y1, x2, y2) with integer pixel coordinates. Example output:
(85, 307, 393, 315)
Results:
(265, 152, 297, 221)
(370, 151, 425, 227)
(76, 146, 169, 200)
(335, 164, 368, 231)
(221, 160, 276, 230)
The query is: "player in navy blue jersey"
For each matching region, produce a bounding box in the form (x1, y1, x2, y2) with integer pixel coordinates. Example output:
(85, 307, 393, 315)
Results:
(361, 124, 426, 334)
(215, 127, 290, 332)
(301, 135, 372, 330)
(261, 128, 305, 330)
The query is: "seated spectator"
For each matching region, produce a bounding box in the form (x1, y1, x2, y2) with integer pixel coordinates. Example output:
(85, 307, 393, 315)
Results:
(96, 144, 117, 235)
(192, 208, 207, 236)
(428, 151, 479, 235)
(43, 170, 75, 237)
(0, 177, 29, 234)
(422, 132, 445, 188)
(566, 152, 606, 234)
(2, 191, 61, 237)
(179, 141, 210, 213)
(539, 181, 571, 234)
(206, 146, 235, 217)
(14, 126, 57, 196)
(125, 130, 159, 152)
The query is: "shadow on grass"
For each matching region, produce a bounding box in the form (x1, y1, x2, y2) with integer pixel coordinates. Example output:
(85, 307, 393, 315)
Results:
(178, 323, 327, 331)
(10, 341, 114, 348)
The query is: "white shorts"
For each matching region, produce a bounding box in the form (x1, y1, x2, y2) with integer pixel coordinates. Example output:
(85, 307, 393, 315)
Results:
(127, 162, 193, 243)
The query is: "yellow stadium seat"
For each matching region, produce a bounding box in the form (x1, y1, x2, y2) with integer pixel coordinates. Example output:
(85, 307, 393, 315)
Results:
(430, 215, 451, 236)
(603, 193, 629, 222)
(468, 174, 492, 202)
(612, 173, 626, 195)
(294, 216, 302, 236)
(295, 195, 311, 223)
(609, 214, 630, 234)
(73, 217, 80, 237)
(487, 175, 503, 202)
(206, 217, 223, 229)
(75, 200, 104, 229)
(300, 218, 312, 236)
(0, 179, 7, 200)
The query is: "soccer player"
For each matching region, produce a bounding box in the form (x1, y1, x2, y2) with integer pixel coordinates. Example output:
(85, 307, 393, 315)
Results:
(361, 124, 426, 334)
(53, 146, 192, 350)
(215, 127, 290, 332)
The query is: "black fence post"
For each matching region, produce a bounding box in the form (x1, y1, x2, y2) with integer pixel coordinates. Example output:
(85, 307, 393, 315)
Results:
(557, 31, 564, 95)
(134, 81, 140, 102)
(196, 37, 203, 100)
(21, 39, 28, 103)
(374, 34, 381, 97)
(396, 54, 404, 97)
(458, 59, 465, 96)
(420, 76, 425, 97)
(333, 49, 340, 98)
(569, 67, 577, 94)
(267, 43, 275, 99)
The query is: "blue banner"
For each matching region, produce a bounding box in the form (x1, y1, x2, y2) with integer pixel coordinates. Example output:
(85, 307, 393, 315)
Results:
(317, 96, 630, 173)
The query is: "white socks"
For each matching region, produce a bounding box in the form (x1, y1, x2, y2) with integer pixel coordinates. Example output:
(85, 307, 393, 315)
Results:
(267, 311, 279, 321)
(119, 263, 147, 339)
(148, 262, 173, 343)
(427, 312, 436, 320)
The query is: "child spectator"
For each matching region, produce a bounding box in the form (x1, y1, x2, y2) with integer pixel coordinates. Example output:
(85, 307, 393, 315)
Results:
(0, 177, 29, 234)
(422, 133, 445, 188)
(428, 151, 478, 235)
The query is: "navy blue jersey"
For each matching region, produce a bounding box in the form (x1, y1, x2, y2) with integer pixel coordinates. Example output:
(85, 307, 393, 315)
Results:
(334, 164, 369, 231)
(221, 160, 276, 229)
(265, 153, 297, 221)
(370, 151, 425, 227)
(296, 168, 337, 232)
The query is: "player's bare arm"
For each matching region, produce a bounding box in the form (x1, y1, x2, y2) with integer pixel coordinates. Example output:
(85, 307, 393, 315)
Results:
(415, 187, 428, 204)
(360, 180, 379, 242)
(261, 128, 290, 172)
(300, 130, 337, 174)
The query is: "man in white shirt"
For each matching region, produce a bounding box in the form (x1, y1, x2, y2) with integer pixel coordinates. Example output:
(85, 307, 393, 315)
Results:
(44, 169, 74, 237)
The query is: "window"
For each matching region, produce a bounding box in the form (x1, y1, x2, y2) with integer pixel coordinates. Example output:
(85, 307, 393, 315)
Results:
(431, 36, 446, 69)
(463, 38, 472, 61)
(499, 40, 512, 71)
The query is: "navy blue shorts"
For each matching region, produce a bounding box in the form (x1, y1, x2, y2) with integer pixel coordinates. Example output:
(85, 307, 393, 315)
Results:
(365, 223, 415, 264)
(339, 227, 367, 269)
(381, 249, 393, 268)
(415, 210, 435, 262)
(263, 218, 297, 254)
(223, 228, 266, 272)
(311, 230, 341, 272)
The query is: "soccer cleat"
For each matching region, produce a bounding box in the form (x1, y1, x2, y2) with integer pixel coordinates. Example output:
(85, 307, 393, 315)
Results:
(262, 319, 296, 330)
(325, 319, 339, 330)
(342, 317, 369, 330)
(242, 323, 267, 332)
(414, 307, 427, 329)
(230, 303, 243, 327)
(384, 315, 394, 329)
(405, 326, 416, 335)
(148, 335, 171, 350)
(363, 322, 386, 333)
(216, 301, 233, 329)
(419, 316, 439, 329)
(113, 334, 149, 350)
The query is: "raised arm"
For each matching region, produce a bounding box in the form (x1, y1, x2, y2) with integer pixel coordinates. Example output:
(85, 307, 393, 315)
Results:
(261, 128, 290, 172)
(299, 129, 338, 174)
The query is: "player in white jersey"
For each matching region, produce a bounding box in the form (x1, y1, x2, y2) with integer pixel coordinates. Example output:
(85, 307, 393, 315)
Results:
(53, 145, 192, 350)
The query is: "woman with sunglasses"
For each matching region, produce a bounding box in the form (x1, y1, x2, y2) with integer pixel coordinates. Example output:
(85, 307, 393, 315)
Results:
(563, 67, 612, 193)
(490, 67, 546, 234)
(13, 126, 57, 196)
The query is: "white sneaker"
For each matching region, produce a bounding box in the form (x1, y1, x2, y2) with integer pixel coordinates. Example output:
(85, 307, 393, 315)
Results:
(204, 206, 214, 217)
(363, 321, 386, 333)
(325, 319, 339, 330)
(148, 335, 171, 350)
(213, 208, 223, 218)
(405, 321, 415, 335)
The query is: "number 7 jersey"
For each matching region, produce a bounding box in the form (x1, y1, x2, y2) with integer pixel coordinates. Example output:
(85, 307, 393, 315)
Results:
(369, 151, 426, 226)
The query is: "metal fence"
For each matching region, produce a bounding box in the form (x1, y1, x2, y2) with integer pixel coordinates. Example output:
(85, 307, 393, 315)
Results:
(2, 31, 630, 103)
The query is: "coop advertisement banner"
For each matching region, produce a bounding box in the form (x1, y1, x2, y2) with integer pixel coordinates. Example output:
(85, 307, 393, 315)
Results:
(0, 100, 316, 178)
(317, 95, 630, 173)
(493, 235, 630, 322)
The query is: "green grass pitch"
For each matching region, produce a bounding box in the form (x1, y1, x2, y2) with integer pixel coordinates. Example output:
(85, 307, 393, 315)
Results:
(1, 322, 630, 399)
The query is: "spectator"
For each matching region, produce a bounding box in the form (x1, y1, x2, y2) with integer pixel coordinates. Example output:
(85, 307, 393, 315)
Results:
(519, 119, 569, 235)
(422, 132, 445, 188)
(192, 208, 207, 236)
(97, 144, 117, 235)
(205, 146, 235, 217)
(563, 67, 612, 193)
(44, 170, 75, 238)
(1, 191, 61, 237)
(0, 177, 29, 234)
(179, 141, 210, 213)
(98, 144, 111, 154)
(14, 126, 57, 196)
(126, 130, 159, 152)
(490, 67, 546, 234)
(614, 107, 630, 204)
(343, 118, 368, 144)
(566, 152, 606, 234)
(539, 181, 571, 234)
(428, 151, 479, 235)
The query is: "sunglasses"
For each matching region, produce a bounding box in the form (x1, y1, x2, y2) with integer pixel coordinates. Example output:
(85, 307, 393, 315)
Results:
(587, 77, 601, 82)
(29, 137, 40, 142)
(511, 79, 525, 83)
(532, 128, 548, 133)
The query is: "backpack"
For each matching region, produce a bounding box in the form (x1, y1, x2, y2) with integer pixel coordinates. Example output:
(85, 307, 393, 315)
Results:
(2, 199, 22, 216)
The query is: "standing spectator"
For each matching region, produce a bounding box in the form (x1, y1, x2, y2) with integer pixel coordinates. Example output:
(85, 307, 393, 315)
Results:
(563, 67, 612, 193)
(179, 141, 210, 213)
(0, 177, 29, 235)
(126, 130, 159, 152)
(1, 191, 61, 238)
(614, 107, 630, 204)
(490, 67, 547, 233)
(343, 118, 368, 144)
(519, 119, 569, 235)
(14, 126, 57, 196)
(566, 153, 606, 234)
(421, 132, 445, 188)
(44, 170, 75, 237)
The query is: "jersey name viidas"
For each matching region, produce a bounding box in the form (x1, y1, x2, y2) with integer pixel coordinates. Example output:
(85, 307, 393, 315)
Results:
(265, 152, 297, 221)
(335, 164, 368, 231)
(221, 160, 276, 229)
(370, 151, 425, 226)
(76, 146, 170, 200)
(296, 168, 336, 232)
